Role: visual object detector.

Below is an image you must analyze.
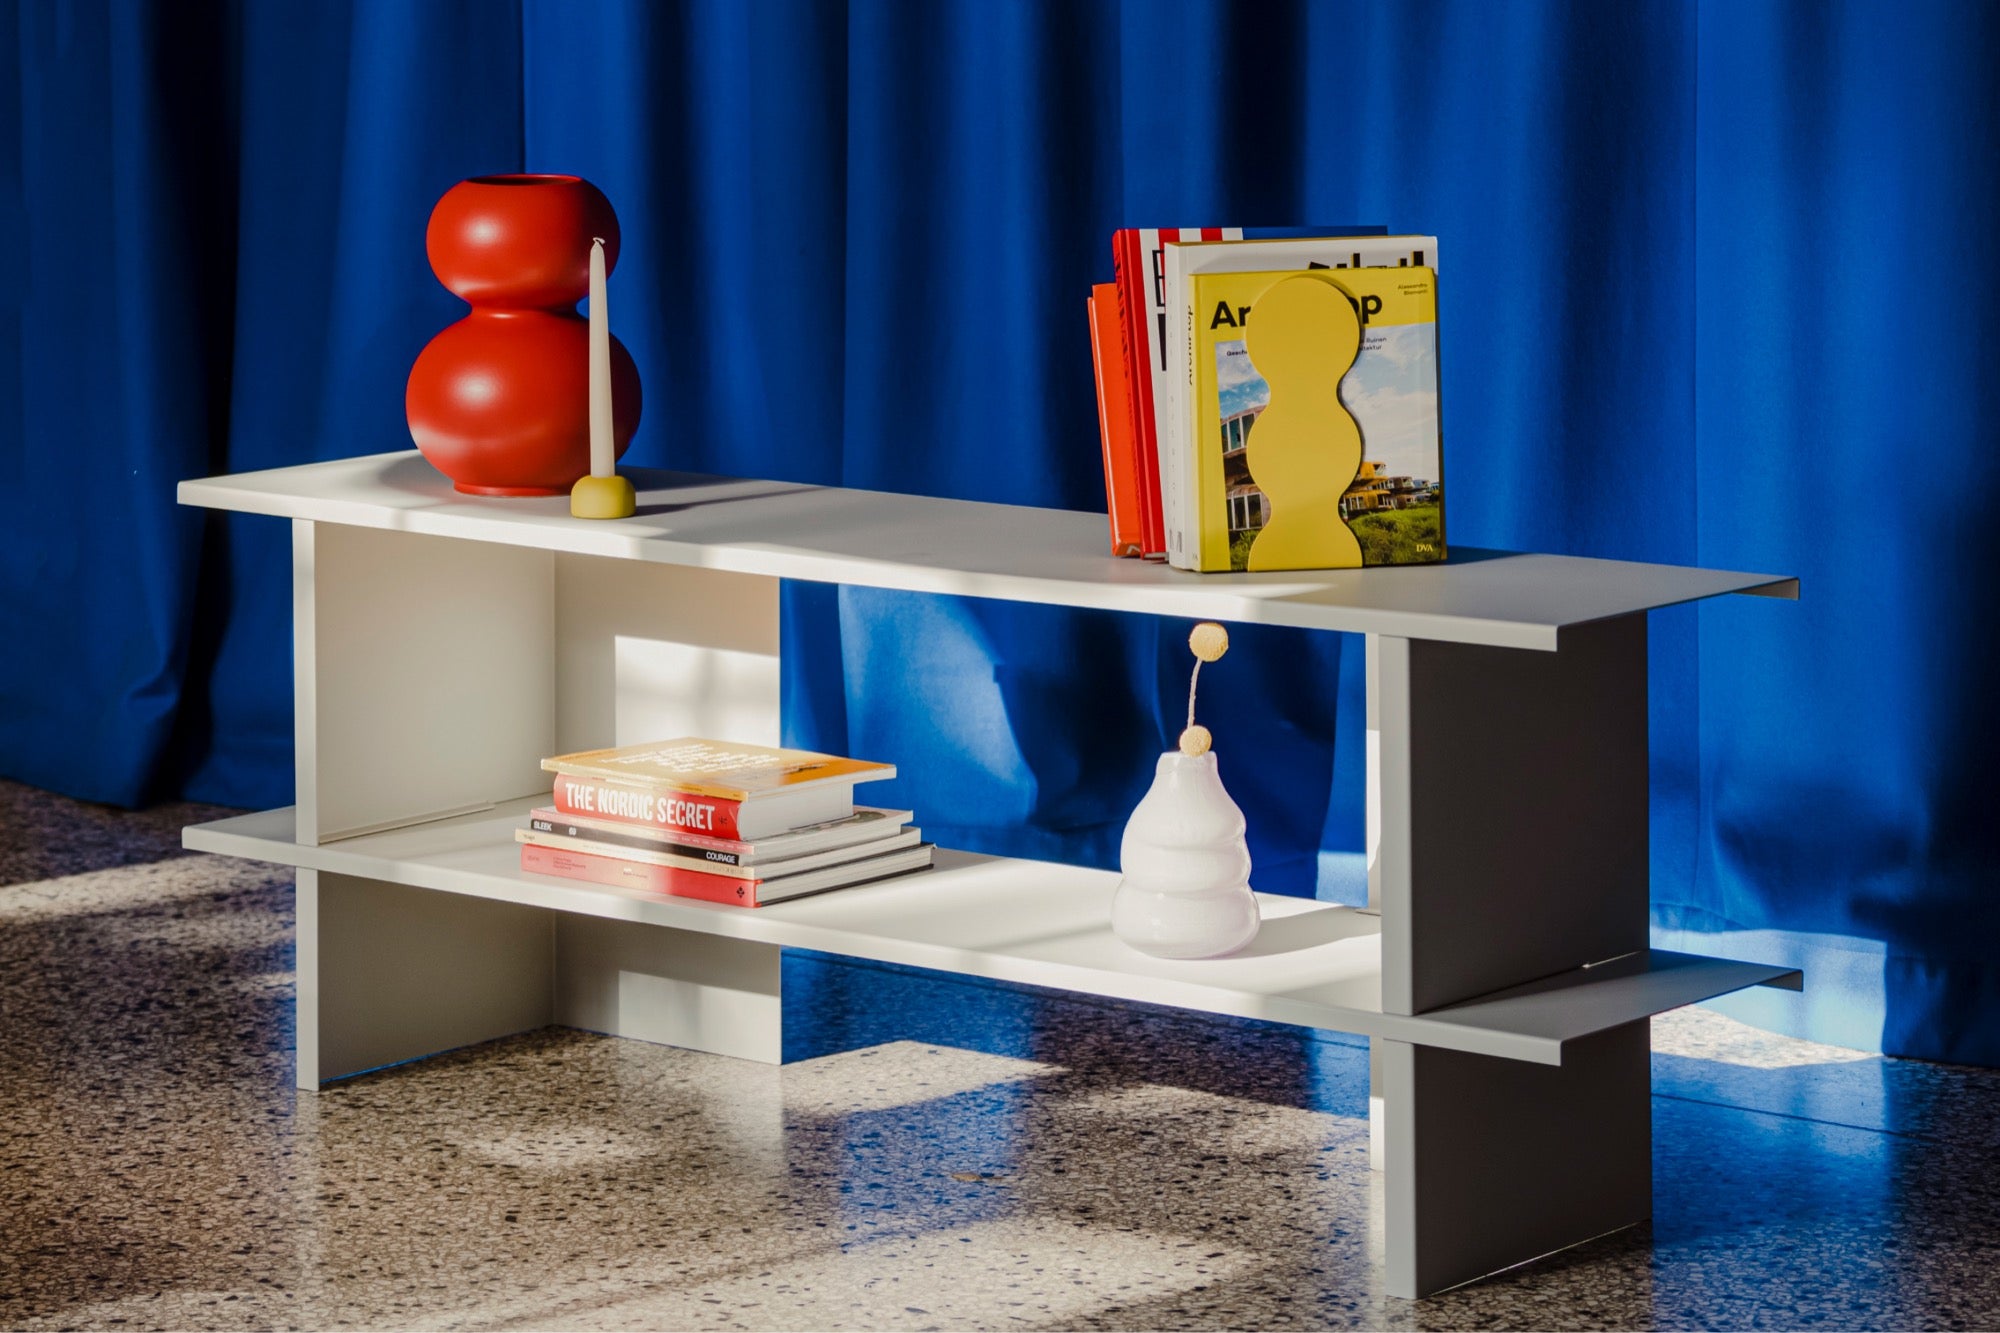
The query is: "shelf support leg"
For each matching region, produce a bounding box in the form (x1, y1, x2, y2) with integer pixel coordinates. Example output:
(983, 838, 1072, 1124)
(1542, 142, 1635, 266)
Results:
(1375, 614, 1650, 1011)
(1366, 634, 1385, 1171)
(1381, 1021, 1651, 1298)
(299, 869, 555, 1090)
(293, 520, 555, 847)
(1369, 613, 1653, 1293)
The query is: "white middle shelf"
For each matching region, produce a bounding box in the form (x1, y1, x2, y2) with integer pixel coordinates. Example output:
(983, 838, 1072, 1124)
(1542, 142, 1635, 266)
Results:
(184, 799, 1799, 1067)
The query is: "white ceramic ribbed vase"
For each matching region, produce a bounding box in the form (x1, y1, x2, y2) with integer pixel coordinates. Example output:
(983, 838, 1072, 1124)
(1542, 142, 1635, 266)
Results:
(1110, 750, 1260, 959)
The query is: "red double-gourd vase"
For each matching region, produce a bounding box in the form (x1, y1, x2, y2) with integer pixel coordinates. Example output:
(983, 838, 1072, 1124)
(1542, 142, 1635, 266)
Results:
(407, 174, 643, 495)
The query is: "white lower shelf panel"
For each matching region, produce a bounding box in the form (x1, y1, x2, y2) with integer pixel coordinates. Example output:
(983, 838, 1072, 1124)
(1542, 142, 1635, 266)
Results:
(184, 800, 1799, 1066)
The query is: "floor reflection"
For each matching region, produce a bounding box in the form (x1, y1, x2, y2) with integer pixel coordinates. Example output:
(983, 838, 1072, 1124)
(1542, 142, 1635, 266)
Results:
(3, 778, 1998, 1330)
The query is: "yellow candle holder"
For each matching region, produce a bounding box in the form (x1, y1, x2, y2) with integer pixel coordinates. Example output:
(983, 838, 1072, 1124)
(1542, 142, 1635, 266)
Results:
(570, 472, 636, 519)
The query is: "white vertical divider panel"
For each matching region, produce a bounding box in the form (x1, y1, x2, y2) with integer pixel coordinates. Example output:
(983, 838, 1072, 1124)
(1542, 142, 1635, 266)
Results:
(1365, 634, 1386, 911)
(553, 555, 782, 754)
(294, 867, 323, 1089)
(302, 870, 555, 1089)
(547, 554, 785, 1064)
(295, 520, 554, 845)
(1366, 633, 1385, 1171)
(553, 916, 783, 1064)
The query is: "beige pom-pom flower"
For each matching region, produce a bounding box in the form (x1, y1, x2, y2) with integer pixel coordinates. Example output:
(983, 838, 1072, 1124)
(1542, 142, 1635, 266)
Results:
(1182, 623, 1230, 754)
(1189, 622, 1229, 662)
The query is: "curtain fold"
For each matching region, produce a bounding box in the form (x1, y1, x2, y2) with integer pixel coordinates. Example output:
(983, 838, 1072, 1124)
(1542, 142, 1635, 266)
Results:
(2, 0, 241, 806)
(1656, 0, 2000, 1064)
(4, 0, 1995, 1063)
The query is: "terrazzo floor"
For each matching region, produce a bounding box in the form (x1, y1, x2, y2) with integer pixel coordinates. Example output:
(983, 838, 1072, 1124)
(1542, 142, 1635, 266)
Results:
(3, 777, 1999, 1331)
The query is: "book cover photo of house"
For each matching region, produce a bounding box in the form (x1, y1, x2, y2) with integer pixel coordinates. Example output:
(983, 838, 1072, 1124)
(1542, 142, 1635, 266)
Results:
(1215, 318, 1444, 570)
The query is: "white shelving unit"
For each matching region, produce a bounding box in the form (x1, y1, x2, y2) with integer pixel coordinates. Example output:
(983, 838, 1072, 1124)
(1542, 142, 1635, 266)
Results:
(179, 449, 1800, 1298)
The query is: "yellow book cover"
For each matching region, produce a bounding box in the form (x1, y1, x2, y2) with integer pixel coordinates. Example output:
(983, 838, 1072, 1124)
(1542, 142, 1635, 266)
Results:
(541, 738, 895, 800)
(1190, 266, 1443, 571)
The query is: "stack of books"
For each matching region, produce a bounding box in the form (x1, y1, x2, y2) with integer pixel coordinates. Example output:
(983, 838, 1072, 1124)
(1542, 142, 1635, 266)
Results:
(518, 737, 931, 907)
(1087, 226, 1446, 572)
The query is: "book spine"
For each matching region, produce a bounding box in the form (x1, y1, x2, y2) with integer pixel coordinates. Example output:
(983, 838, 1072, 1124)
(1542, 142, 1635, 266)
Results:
(1166, 247, 1197, 569)
(1088, 285, 1143, 557)
(550, 774, 745, 840)
(1192, 280, 1230, 572)
(1111, 229, 1166, 559)
(1158, 228, 1225, 566)
(1184, 283, 1203, 569)
(528, 816, 743, 866)
(521, 842, 764, 906)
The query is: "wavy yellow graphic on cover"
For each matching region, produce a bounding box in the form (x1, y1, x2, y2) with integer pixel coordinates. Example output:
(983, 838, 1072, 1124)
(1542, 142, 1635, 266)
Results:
(1240, 273, 1364, 571)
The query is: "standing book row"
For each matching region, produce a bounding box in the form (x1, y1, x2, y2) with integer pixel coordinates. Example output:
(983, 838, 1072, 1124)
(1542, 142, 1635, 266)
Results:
(520, 738, 932, 907)
(1088, 227, 1447, 572)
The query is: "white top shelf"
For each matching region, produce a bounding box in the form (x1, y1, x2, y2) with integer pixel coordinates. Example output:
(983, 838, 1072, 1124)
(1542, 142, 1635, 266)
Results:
(178, 451, 1797, 651)
(184, 801, 1800, 1065)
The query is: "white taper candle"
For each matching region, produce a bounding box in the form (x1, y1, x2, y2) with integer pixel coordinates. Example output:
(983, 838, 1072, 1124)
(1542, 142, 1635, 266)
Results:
(588, 237, 613, 477)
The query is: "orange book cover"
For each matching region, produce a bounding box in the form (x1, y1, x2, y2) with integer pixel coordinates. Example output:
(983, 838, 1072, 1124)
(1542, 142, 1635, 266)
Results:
(541, 738, 895, 800)
(1088, 284, 1144, 557)
(1111, 229, 1165, 557)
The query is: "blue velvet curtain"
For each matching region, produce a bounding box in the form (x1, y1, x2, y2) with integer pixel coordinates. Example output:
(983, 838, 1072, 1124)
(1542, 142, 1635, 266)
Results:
(4, 0, 1996, 1064)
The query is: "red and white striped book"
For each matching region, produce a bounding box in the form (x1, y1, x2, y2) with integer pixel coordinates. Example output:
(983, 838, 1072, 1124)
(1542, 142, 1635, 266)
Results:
(520, 839, 934, 907)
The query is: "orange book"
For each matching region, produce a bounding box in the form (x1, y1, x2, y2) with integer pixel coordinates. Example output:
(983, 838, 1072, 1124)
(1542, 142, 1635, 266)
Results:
(1088, 284, 1144, 557)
